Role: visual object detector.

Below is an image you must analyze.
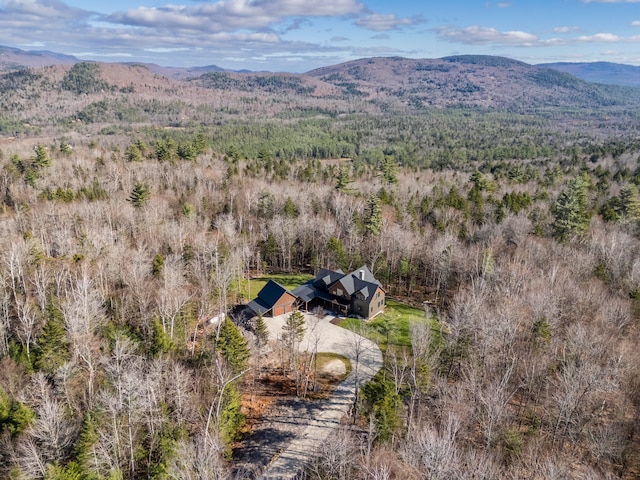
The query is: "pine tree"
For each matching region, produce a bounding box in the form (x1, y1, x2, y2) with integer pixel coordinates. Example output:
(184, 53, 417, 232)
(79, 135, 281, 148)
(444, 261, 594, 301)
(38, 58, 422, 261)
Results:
(335, 165, 353, 191)
(125, 143, 142, 162)
(255, 314, 269, 349)
(381, 156, 398, 185)
(216, 317, 250, 374)
(282, 311, 306, 372)
(283, 197, 299, 218)
(364, 195, 383, 236)
(34, 307, 70, 374)
(151, 253, 165, 278)
(618, 184, 640, 221)
(128, 180, 150, 208)
(552, 175, 590, 242)
(33, 144, 50, 169)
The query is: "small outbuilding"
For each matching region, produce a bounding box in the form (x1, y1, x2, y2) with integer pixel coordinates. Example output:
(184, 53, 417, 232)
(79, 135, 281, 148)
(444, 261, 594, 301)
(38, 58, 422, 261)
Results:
(247, 280, 297, 317)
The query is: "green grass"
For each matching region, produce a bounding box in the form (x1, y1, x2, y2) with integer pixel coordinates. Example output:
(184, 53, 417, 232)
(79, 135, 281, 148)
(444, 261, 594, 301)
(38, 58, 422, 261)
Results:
(234, 273, 314, 300)
(340, 299, 440, 351)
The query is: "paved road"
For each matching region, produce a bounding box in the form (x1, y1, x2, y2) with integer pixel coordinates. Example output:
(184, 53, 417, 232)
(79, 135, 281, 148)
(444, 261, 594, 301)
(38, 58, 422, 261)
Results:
(258, 313, 383, 480)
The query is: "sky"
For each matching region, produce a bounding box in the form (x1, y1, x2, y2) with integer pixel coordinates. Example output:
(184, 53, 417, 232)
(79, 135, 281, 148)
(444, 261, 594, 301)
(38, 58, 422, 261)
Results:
(1, 0, 640, 72)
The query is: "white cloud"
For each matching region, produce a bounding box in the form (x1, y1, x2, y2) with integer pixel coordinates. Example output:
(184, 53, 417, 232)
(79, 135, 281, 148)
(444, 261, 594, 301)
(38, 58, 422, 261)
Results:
(435, 26, 539, 46)
(553, 26, 580, 33)
(497, 2, 511, 7)
(355, 13, 425, 31)
(1, 0, 86, 19)
(632, 20, 640, 26)
(576, 33, 622, 42)
(436, 25, 640, 48)
(106, 0, 365, 33)
(144, 47, 190, 53)
(72, 51, 133, 58)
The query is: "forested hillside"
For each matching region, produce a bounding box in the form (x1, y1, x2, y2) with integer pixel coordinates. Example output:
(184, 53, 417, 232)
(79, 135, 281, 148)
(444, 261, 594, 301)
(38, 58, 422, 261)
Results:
(0, 56, 638, 479)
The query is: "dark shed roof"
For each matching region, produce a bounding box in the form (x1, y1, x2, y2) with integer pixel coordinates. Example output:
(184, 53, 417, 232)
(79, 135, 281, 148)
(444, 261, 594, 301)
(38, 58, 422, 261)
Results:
(247, 280, 295, 315)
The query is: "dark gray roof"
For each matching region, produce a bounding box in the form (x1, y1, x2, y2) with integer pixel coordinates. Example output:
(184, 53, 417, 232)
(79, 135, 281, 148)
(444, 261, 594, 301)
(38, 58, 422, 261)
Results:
(258, 280, 291, 305)
(354, 278, 381, 301)
(248, 280, 295, 315)
(347, 265, 381, 286)
(291, 284, 317, 303)
(313, 268, 344, 290)
(247, 298, 271, 316)
(331, 266, 380, 296)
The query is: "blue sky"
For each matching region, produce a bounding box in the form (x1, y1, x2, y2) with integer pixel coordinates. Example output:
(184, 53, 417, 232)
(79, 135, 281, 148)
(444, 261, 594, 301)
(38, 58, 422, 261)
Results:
(1, 0, 640, 71)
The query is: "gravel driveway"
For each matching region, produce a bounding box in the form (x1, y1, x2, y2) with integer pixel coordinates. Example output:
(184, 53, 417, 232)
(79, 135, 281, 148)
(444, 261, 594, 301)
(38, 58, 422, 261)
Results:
(242, 312, 383, 479)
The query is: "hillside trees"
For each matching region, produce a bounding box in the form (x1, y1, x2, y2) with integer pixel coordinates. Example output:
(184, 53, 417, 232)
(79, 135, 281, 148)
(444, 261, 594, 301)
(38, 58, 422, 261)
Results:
(0, 97, 639, 478)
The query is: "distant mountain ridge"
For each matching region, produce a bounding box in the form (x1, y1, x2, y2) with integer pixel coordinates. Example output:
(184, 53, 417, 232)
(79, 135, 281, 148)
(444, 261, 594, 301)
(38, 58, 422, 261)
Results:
(2, 43, 640, 90)
(2, 48, 640, 136)
(0, 44, 233, 77)
(539, 61, 640, 87)
(0, 45, 79, 69)
(304, 55, 640, 111)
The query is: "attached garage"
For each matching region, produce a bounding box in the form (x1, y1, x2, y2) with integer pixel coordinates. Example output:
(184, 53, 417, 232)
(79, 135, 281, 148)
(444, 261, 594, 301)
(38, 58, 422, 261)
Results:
(248, 280, 297, 317)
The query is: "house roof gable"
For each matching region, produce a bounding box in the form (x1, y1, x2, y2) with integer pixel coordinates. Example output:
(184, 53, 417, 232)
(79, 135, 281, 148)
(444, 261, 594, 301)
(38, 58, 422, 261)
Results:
(258, 280, 295, 306)
(313, 268, 345, 289)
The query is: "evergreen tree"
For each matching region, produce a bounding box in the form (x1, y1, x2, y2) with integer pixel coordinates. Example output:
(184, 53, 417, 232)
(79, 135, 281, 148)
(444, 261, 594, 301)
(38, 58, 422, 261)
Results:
(335, 165, 353, 192)
(618, 184, 640, 221)
(177, 142, 197, 161)
(155, 138, 175, 162)
(125, 143, 142, 162)
(381, 156, 398, 185)
(327, 236, 348, 271)
(216, 317, 250, 374)
(552, 175, 590, 242)
(0, 386, 35, 437)
(193, 133, 208, 155)
(128, 180, 150, 208)
(33, 144, 51, 169)
(218, 384, 245, 449)
(255, 314, 269, 349)
(283, 197, 299, 218)
(364, 195, 383, 236)
(151, 253, 165, 278)
(34, 305, 70, 374)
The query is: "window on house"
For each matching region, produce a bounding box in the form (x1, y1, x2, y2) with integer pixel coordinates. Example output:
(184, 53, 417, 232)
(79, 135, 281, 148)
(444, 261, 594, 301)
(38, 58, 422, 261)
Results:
(336, 288, 343, 296)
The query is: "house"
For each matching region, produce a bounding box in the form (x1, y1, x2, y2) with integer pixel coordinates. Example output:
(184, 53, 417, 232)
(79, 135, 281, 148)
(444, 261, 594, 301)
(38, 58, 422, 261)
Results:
(248, 266, 385, 320)
(247, 280, 297, 317)
(323, 266, 385, 319)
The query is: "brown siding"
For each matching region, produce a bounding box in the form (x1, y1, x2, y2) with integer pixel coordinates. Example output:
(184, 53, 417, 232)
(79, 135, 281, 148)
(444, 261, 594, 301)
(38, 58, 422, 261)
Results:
(272, 292, 297, 316)
(329, 280, 349, 299)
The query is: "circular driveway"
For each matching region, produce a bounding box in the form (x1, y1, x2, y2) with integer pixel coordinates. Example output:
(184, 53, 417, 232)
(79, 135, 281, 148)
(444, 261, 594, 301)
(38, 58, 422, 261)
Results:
(259, 312, 383, 479)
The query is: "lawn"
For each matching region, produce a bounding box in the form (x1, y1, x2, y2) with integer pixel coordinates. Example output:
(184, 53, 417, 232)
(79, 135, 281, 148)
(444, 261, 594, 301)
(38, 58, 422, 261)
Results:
(234, 273, 314, 301)
(340, 299, 441, 351)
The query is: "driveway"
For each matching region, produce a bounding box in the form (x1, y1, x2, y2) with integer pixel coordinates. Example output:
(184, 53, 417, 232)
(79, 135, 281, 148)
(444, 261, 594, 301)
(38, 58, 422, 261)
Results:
(258, 312, 383, 480)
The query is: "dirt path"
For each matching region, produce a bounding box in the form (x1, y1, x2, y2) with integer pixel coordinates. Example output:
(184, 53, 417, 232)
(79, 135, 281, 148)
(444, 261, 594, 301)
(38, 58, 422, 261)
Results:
(232, 313, 383, 479)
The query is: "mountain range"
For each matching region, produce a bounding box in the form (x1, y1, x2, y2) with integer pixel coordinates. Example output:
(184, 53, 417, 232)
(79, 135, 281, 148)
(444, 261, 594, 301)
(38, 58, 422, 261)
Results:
(1, 44, 640, 88)
(539, 61, 640, 87)
(2, 44, 640, 139)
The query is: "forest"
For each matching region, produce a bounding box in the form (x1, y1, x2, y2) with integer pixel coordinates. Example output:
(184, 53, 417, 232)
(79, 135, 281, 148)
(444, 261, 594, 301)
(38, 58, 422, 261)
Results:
(0, 58, 638, 479)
